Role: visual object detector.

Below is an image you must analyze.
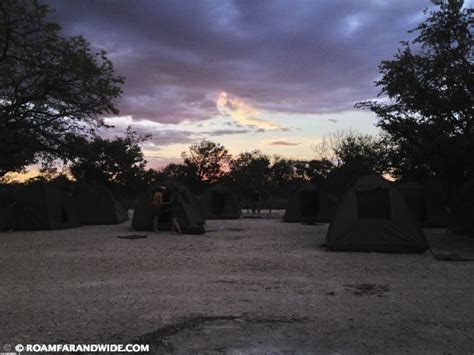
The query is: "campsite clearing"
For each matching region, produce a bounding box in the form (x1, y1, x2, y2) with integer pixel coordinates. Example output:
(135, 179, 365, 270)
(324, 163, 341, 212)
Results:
(1, 218, 473, 353)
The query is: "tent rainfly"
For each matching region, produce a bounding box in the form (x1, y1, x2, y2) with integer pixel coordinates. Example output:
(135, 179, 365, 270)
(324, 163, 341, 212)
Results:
(200, 185, 241, 219)
(326, 175, 428, 253)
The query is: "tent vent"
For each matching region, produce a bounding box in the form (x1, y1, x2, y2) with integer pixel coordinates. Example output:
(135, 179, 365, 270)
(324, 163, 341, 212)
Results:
(356, 188, 391, 219)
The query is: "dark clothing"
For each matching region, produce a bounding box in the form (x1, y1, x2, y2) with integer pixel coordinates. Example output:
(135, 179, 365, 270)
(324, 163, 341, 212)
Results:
(151, 206, 161, 217)
(160, 190, 173, 217)
(251, 191, 262, 202)
(250, 190, 263, 213)
(154, 190, 179, 224)
(167, 191, 180, 217)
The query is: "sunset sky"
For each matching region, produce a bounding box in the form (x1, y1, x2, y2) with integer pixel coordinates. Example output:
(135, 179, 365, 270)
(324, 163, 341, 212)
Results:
(42, 0, 452, 169)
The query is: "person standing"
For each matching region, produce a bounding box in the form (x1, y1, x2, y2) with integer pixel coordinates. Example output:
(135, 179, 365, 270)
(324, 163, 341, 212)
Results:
(151, 186, 165, 232)
(169, 188, 182, 234)
(250, 189, 262, 214)
(158, 187, 182, 234)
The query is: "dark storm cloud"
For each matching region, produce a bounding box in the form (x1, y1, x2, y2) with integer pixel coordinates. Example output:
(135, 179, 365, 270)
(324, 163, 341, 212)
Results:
(45, 0, 433, 124)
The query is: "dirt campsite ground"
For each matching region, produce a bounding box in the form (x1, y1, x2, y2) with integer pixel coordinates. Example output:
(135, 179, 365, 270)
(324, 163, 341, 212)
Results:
(1, 214, 474, 354)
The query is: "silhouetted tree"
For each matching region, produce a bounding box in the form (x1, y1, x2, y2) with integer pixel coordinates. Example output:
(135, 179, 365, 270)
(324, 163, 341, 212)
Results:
(333, 133, 392, 176)
(0, 0, 124, 177)
(140, 168, 161, 186)
(69, 128, 148, 194)
(266, 157, 334, 192)
(158, 163, 191, 181)
(228, 150, 270, 196)
(356, 0, 473, 194)
(291, 159, 334, 183)
(181, 140, 231, 185)
(155, 162, 202, 192)
(267, 157, 296, 190)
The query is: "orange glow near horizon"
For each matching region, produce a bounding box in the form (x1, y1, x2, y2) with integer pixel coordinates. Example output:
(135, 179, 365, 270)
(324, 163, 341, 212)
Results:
(2, 170, 42, 183)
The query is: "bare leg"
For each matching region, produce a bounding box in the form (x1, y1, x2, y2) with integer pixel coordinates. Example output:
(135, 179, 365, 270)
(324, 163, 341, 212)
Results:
(153, 216, 159, 232)
(172, 218, 182, 234)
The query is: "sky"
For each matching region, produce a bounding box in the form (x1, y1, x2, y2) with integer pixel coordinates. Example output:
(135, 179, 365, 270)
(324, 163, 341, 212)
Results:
(43, 0, 443, 169)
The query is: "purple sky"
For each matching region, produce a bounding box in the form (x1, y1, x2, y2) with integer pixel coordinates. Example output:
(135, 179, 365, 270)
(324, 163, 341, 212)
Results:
(43, 0, 439, 167)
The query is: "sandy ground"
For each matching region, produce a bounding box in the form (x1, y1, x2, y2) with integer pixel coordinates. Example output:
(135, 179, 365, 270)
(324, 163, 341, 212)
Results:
(1, 216, 474, 354)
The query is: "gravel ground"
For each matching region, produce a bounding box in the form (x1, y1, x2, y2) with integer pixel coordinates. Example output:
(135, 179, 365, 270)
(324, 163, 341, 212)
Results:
(1, 217, 473, 354)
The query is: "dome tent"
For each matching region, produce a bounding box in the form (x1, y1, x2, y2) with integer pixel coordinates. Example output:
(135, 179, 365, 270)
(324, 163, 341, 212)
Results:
(283, 183, 335, 223)
(396, 181, 427, 225)
(0, 186, 17, 231)
(450, 180, 474, 237)
(396, 180, 449, 227)
(283, 184, 320, 223)
(12, 183, 81, 230)
(317, 163, 374, 222)
(200, 185, 240, 219)
(326, 175, 428, 253)
(132, 181, 205, 234)
(73, 184, 128, 225)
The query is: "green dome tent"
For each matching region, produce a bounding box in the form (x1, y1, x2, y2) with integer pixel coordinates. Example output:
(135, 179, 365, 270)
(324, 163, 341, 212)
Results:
(12, 183, 81, 230)
(318, 163, 383, 223)
(283, 184, 335, 223)
(326, 175, 428, 253)
(73, 184, 128, 225)
(200, 185, 241, 219)
(132, 182, 205, 234)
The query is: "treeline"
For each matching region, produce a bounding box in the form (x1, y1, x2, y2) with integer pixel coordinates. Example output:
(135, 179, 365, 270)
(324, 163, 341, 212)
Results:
(2, 132, 366, 205)
(0, 126, 394, 207)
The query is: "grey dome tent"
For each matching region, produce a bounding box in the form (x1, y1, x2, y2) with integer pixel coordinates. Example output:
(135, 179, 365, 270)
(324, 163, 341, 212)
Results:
(200, 185, 241, 219)
(12, 184, 81, 230)
(326, 175, 428, 253)
(132, 182, 205, 234)
(450, 180, 474, 237)
(396, 180, 449, 227)
(73, 184, 128, 225)
(283, 184, 334, 223)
